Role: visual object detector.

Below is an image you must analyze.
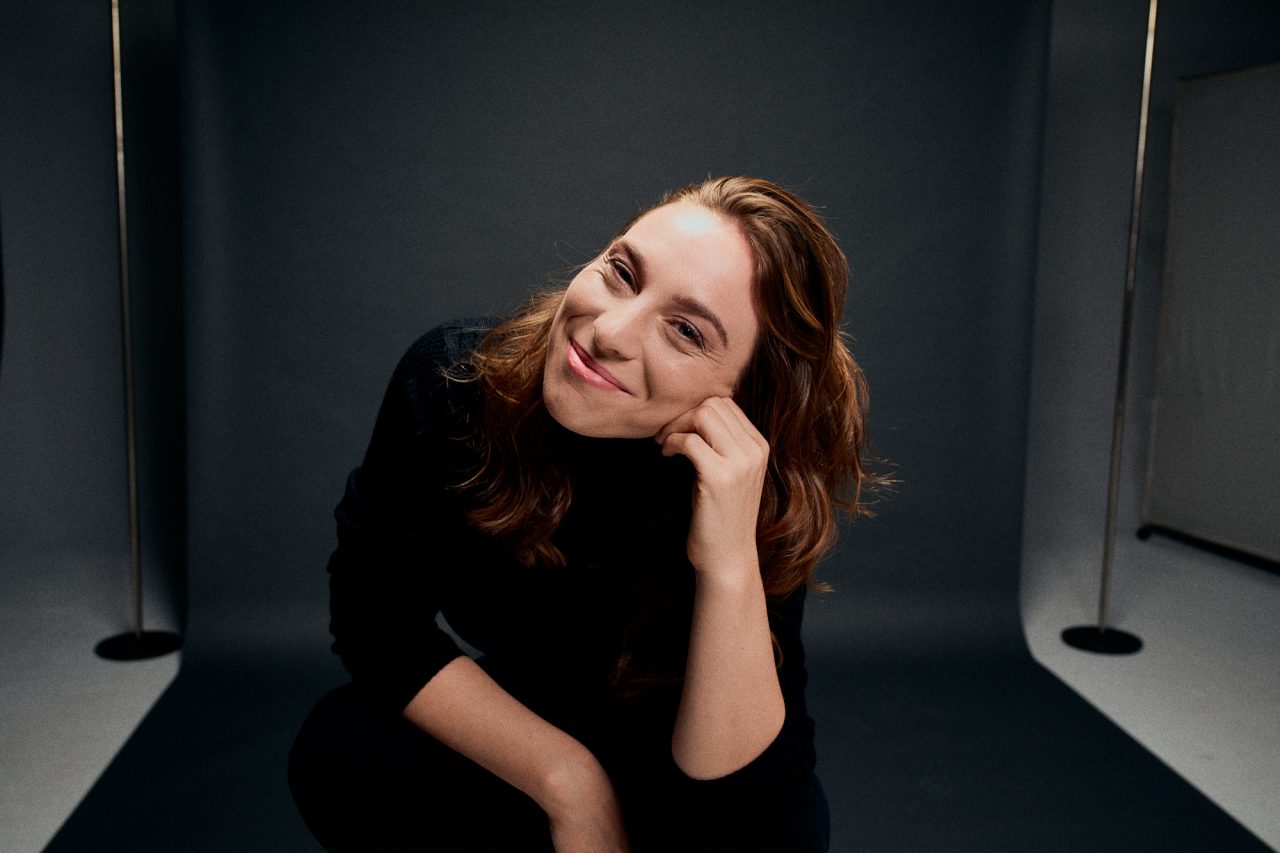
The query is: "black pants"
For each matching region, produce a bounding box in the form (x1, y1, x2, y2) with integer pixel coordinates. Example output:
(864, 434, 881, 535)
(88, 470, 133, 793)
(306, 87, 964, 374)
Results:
(288, 681, 829, 852)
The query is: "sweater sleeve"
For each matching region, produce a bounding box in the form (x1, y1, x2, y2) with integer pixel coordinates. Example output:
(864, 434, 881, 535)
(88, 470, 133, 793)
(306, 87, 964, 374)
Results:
(326, 324, 482, 712)
(665, 585, 820, 845)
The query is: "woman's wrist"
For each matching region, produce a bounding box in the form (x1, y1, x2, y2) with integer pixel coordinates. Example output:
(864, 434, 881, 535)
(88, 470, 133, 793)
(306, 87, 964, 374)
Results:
(690, 545, 760, 585)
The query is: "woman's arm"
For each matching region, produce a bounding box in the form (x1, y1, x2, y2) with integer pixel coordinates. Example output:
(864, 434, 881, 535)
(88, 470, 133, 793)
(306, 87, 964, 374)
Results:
(656, 397, 787, 780)
(674, 553, 787, 780)
(404, 657, 630, 852)
(331, 327, 627, 849)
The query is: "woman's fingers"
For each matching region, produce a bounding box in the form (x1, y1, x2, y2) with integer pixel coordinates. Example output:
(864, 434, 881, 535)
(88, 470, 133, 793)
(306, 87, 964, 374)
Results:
(657, 428, 716, 467)
(656, 398, 768, 499)
(655, 397, 766, 458)
(656, 398, 768, 575)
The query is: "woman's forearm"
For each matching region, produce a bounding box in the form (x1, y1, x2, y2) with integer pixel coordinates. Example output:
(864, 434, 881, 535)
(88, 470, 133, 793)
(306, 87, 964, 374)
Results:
(671, 552, 787, 780)
(402, 656, 608, 816)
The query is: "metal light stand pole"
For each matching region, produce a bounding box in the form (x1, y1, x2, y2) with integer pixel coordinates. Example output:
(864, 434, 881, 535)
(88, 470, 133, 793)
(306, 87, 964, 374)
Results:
(1061, 0, 1159, 656)
(96, 0, 182, 661)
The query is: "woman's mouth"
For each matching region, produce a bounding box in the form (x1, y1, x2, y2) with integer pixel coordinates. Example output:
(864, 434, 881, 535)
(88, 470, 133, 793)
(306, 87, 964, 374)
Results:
(567, 340, 631, 394)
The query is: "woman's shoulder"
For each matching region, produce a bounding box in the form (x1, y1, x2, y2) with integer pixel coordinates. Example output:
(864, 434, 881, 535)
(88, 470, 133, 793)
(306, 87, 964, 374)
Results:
(400, 317, 499, 379)
(388, 318, 498, 437)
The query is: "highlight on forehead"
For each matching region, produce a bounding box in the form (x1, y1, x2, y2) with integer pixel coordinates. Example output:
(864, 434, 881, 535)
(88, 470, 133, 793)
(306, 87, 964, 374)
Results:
(666, 204, 725, 236)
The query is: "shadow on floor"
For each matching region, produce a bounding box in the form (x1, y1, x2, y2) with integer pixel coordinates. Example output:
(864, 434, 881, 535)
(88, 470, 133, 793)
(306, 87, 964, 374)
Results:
(809, 652, 1268, 852)
(45, 654, 339, 853)
(46, 650, 1268, 852)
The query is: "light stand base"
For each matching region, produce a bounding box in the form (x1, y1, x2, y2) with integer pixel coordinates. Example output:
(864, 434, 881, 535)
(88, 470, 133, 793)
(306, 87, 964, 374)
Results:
(96, 630, 183, 661)
(1062, 626, 1143, 655)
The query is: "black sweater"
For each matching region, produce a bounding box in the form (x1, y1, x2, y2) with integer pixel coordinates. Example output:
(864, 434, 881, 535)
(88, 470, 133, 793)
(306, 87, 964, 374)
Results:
(325, 320, 817, 808)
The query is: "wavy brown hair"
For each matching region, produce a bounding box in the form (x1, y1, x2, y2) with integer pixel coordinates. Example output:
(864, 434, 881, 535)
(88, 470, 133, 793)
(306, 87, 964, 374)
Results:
(459, 176, 881, 601)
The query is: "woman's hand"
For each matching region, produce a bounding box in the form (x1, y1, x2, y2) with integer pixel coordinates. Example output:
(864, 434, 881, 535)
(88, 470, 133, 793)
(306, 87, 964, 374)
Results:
(655, 396, 769, 576)
(542, 755, 630, 852)
(658, 397, 785, 779)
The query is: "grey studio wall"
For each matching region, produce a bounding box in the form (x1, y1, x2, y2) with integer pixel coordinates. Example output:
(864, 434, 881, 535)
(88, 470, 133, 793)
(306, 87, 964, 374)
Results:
(177, 0, 1049, 661)
(0, 1, 183, 634)
(6, 1, 1279, 848)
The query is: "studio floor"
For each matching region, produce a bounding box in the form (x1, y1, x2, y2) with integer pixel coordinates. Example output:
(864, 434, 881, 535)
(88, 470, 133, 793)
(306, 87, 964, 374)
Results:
(4, 541, 1275, 852)
(0, 549, 178, 853)
(1021, 525, 1280, 850)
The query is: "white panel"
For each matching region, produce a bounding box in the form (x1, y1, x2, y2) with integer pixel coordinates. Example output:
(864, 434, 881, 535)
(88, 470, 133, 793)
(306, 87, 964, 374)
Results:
(1144, 63, 1280, 561)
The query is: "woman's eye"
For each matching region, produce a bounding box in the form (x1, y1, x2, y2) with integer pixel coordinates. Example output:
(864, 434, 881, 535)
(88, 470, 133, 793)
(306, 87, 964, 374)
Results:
(673, 320, 705, 348)
(607, 258, 635, 289)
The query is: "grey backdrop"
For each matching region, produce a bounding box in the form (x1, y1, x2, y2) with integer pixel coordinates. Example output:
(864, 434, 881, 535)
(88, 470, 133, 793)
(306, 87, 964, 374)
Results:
(0, 0, 184, 635)
(1, 3, 138, 612)
(12, 2, 1279, 850)
(177, 0, 1048, 660)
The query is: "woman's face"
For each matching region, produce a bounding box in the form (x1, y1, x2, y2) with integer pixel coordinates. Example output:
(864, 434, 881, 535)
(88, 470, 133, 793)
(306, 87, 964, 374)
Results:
(543, 200, 760, 438)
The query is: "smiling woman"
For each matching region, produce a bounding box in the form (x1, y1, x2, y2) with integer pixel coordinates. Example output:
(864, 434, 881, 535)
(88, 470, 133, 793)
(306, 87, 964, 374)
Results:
(287, 177, 881, 852)
(543, 199, 759, 437)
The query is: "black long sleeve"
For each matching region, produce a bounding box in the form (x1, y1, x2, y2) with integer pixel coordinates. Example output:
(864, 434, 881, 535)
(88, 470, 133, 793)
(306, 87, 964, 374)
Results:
(324, 321, 821, 827)
(326, 323, 486, 711)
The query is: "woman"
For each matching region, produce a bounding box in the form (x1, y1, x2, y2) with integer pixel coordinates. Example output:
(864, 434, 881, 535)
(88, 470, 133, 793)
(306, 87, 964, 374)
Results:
(289, 177, 878, 851)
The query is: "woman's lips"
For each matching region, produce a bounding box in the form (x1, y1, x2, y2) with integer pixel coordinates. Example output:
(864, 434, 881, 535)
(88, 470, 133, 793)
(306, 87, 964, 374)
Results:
(567, 340, 630, 394)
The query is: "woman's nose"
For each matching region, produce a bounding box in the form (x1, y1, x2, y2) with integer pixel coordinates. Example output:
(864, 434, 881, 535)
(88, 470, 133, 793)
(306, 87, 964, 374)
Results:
(591, 301, 642, 360)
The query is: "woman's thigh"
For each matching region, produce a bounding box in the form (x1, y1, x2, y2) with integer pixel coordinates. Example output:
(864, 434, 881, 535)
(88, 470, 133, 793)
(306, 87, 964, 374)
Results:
(600, 714, 830, 853)
(288, 683, 554, 852)
(622, 768, 829, 852)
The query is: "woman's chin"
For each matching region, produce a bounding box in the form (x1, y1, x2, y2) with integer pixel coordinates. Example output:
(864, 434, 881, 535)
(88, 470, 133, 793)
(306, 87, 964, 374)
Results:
(543, 390, 652, 439)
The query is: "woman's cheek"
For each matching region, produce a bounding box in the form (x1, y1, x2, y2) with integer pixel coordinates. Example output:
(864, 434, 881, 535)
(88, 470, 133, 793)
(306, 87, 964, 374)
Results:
(667, 376, 722, 415)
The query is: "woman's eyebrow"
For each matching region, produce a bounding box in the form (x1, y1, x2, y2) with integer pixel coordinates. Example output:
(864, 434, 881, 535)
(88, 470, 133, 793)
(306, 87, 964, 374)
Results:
(670, 295, 729, 348)
(613, 239, 729, 348)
